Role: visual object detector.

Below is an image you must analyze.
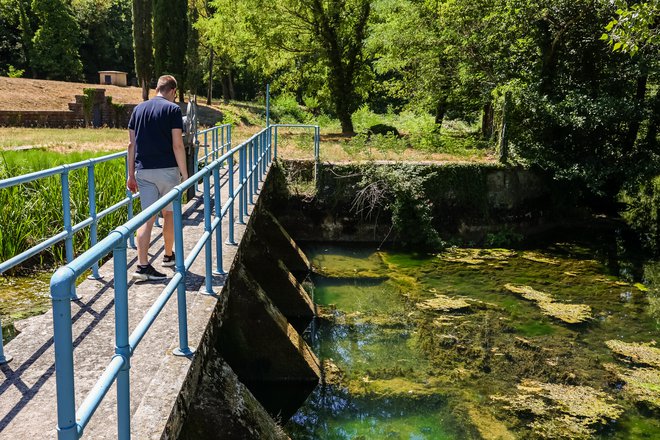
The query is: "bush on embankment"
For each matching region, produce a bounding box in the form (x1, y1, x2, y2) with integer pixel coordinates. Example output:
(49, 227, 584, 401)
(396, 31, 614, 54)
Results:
(621, 176, 660, 255)
(0, 149, 132, 271)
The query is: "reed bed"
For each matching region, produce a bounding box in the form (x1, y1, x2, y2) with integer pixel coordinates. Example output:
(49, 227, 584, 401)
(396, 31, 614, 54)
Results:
(0, 149, 134, 271)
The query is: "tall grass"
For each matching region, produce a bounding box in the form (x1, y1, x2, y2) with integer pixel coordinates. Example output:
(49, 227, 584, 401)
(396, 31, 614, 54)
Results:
(0, 149, 134, 271)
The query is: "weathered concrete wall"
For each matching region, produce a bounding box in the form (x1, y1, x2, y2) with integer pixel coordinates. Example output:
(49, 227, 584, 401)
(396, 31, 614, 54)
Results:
(176, 172, 319, 438)
(271, 160, 583, 243)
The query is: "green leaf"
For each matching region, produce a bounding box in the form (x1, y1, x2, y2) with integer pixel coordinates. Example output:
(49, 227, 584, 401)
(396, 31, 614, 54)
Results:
(613, 42, 622, 51)
(599, 33, 609, 41)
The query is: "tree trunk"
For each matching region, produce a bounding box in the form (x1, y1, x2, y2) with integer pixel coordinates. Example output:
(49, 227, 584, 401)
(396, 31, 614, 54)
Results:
(220, 74, 229, 101)
(206, 49, 213, 105)
(482, 101, 494, 138)
(132, 0, 152, 102)
(646, 88, 660, 146)
(141, 80, 149, 101)
(227, 69, 235, 100)
(17, 0, 33, 77)
(623, 73, 648, 151)
(434, 96, 447, 129)
(333, 81, 354, 133)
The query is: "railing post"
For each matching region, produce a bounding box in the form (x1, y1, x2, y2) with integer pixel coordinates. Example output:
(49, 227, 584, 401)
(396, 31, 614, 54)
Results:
(214, 128, 219, 160)
(259, 132, 265, 181)
(268, 127, 273, 164)
(172, 193, 193, 357)
(220, 126, 225, 164)
(61, 168, 78, 300)
(0, 316, 12, 364)
(87, 164, 100, 279)
(125, 156, 136, 249)
(248, 140, 254, 205)
(61, 167, 75, 264)
(315, 126, 321, 188)
(237, 148, 246, 225)
(274, 126, 278, 160)
(50, 267, 78, 440)
(203, 131, 209, 166)
(112, 236, 131, 440)
(213, 166, 226, 272)
(243, 145, 249, 217)
(202, 172, 214, 294)
(226, 155, 237, 244)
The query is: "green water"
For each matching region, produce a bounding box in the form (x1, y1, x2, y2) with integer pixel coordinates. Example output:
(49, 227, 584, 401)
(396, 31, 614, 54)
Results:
(1, 270, 52, 342)
(286, 243, 660, 440)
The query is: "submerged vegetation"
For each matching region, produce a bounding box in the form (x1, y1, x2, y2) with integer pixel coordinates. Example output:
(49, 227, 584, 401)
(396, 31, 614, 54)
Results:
(289, 241, 660, 439)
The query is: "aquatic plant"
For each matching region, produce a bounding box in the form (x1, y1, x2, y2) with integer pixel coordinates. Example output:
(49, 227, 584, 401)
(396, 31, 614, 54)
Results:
(492, 379, 623, 439)
(521, 251, 560, 265)
(504, 284, 592, 324)
(416, 294, 471, 312)
(605, 363, 660, 411)
(438, 247, 516, 267)
(605, 340, 660, 368)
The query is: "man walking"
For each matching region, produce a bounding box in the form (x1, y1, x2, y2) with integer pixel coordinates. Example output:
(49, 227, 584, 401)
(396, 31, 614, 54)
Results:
(126, 75, 188, 281)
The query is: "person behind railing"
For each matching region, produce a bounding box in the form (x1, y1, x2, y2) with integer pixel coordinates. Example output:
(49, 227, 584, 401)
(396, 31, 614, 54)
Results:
(126, 75, 189, 281)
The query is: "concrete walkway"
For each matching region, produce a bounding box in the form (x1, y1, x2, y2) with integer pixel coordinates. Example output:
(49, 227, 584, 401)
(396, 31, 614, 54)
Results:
(0, 164, 263, 439)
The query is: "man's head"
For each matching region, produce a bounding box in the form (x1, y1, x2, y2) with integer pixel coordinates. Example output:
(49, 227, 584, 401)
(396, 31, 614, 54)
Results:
(156, 75, 177, 101)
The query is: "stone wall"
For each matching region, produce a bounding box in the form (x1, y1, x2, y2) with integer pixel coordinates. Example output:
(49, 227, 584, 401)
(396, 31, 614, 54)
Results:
(0, 89, 135, 128)
(271, 160, 585, 244)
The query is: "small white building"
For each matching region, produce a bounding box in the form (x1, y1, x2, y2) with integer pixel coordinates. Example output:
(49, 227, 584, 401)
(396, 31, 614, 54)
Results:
(98, 71, 128, 87)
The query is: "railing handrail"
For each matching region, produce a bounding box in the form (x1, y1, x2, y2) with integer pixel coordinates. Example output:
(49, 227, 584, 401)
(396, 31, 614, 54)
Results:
(2, 121, 321, 433)
(0, 124, 231, 366)
(0, 152, 126, 189)
(49, 123, 323, 439)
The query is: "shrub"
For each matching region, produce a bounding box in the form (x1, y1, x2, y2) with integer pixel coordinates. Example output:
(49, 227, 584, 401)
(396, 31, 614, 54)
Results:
(271, 93, 309, 123)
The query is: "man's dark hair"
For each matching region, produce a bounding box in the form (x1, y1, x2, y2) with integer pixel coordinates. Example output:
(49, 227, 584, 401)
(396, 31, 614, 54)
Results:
(156, 75, 177, 93)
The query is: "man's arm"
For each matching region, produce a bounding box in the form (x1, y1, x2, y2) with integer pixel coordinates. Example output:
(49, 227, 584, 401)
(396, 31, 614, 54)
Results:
(126, 129, 138, 193)
(172, 128, 188, 181)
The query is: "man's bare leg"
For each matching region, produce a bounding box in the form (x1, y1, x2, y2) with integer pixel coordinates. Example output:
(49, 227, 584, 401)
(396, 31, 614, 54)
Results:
(162, 210, 174, 257)
(136, 216, 157, 266)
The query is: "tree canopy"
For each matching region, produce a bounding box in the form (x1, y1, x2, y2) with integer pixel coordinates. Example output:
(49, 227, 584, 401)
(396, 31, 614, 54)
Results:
(0, 0, 658, 204)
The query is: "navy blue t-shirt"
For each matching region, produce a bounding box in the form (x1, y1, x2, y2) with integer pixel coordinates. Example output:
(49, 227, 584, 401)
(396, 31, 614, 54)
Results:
(128, 96, 184, 169)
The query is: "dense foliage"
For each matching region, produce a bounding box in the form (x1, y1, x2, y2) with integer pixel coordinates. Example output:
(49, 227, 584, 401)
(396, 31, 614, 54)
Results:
(0, 0, 658, 205)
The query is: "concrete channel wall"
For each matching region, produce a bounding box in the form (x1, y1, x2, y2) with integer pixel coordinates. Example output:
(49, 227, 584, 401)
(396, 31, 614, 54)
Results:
(272, 160, 584, 244)
(172, 172, 320, 439)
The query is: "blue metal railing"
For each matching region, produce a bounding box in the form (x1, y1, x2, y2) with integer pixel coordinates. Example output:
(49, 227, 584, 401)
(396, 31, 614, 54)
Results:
(272, 123, 321, 181)
(49, 123, 318, 439)
(0, 124, 231, 366)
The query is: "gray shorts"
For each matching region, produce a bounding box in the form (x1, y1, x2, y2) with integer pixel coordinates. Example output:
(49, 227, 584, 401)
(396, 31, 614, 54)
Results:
(135, 167, 180, 212)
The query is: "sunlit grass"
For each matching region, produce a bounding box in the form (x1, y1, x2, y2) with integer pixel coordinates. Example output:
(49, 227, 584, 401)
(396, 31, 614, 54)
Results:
(0, 99, 496, 163)
(0, 127, 128, 151)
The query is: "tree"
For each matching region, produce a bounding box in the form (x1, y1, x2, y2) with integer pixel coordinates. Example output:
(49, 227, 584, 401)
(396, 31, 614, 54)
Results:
(31, 0, 83, 80)
(132, 0, 152, 100)
(254, 0, 371, 133)
(153, 0, 187, 101)
(604, 0, 660, 55)
(184, 0, 203, 97)
(501, 0, 659, 203)
(74, 0, 134, 81)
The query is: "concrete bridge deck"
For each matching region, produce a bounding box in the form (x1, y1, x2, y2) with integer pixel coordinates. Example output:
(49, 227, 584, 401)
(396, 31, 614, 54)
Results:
(0, 167, 258, 439)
